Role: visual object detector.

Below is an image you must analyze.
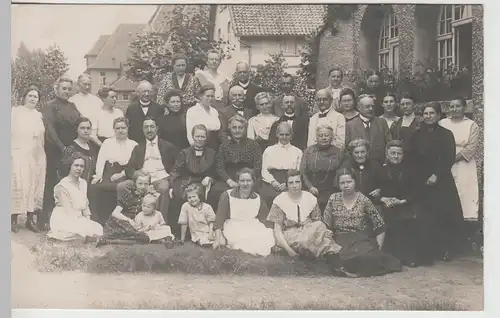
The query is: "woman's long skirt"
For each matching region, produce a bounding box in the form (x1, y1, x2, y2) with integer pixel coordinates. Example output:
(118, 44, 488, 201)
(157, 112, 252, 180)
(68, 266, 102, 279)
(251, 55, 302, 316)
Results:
(333, 231, 402, 277)
(47, 207, 103, 241)
(103, 217, 150, 243)
(282, 221, 341, 258)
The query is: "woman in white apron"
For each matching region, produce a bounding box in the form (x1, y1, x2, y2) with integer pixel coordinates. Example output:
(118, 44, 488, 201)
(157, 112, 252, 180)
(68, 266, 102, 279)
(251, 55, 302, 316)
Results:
(213, 168, 275, 256)
(439, 98, 480, 222)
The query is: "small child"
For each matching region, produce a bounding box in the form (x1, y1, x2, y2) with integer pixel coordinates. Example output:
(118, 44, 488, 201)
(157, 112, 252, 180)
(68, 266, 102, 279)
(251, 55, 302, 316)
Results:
(247, 92, 279, 151)
(178, 183, 216, 247)
(134, 194, 175, 248)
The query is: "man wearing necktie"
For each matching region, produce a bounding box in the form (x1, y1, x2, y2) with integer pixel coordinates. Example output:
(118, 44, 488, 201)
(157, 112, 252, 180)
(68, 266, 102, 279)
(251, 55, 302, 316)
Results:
(345, 95, 392, 165)
(269, 95, 309, 150)
(307, 89, 346, 148)
(219, 85, 254, 143)
(119, 118, 179, 222)
(125, 81, 163, 143)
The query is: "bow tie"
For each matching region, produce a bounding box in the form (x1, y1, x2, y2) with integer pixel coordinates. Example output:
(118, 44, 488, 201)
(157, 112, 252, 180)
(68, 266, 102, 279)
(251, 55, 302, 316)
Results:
(141, 104, 149, 108)
(284, 115, 295, 121)
(318, 112, 329, 118)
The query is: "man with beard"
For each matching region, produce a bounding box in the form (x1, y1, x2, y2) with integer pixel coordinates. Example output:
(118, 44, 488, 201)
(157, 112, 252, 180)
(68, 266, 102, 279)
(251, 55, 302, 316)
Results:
(125, 81, 163, 143)
(219, 85, 254, 143)
(68, 74, 103, 147)
(269, 95, 309, 150)
(273, 73, 310, 118)
(40, 76, 82, 231)
(118, 118, 179, 222)
(229, 61, 264, 114)
(345, 95, 392, 165)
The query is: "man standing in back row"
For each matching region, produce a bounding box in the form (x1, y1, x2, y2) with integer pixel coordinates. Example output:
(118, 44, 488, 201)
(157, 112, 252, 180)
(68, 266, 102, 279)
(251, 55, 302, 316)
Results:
(229, 61, 264, 115)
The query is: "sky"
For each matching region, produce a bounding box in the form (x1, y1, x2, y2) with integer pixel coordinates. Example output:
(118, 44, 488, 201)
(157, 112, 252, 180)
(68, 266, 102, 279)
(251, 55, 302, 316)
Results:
(11, 4, 157, 79)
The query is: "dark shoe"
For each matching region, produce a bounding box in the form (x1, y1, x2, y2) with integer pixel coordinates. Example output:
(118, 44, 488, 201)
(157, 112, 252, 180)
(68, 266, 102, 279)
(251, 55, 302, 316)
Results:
(164, 237, 174, 249)
(443, 252, 453, 262)
(26, 219, 40, 233)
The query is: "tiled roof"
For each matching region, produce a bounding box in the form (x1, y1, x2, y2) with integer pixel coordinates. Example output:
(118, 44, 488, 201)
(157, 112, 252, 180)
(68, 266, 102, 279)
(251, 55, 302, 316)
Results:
(110, 76, 137, 92)
(85, 35, 110, 57)
(88, 24, 146, 70)
(229, 5, 326, 36)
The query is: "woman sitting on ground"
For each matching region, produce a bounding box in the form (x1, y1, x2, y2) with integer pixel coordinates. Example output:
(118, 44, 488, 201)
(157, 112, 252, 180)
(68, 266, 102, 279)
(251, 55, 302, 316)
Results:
(266, 170, 343, 261)
(99, 170, 173, 247)
(47, 152, 103, 242)
(213, 168, 275, 256)
(89, 117, 137, 223)
(378, 140, 431, 267)
(322, 168, 402, 277)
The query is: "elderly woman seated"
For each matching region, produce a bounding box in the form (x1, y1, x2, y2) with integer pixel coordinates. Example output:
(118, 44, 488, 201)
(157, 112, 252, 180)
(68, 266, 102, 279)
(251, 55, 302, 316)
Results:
(266, 170, 343, 264)
(47, 152, 103, 242)
(213, 168, 275, 256)
(339, 138, 383, 203)
(322, 168, 402, 277)
(259, 122, 303, 208)
(300, 125, 345, 211)
(208, 115, 263, 208)
(98, 170, 174, 247)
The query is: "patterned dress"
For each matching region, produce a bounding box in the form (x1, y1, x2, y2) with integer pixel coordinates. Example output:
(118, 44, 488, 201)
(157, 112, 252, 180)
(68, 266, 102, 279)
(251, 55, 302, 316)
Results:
(300, 144, 345, 211)
(156, 73, 199, 111)
(323, 192, 402, 277)
(267, 191, 342, 258)
(11, 106, 46, 215)
(60, 141, 99, 184)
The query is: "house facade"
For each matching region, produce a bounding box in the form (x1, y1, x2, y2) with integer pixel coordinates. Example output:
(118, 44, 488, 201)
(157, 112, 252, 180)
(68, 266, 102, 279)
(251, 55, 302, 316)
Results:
(85, 23, 146, 109)
(213, 5, 326, 75)
(317, 4, 483, 172)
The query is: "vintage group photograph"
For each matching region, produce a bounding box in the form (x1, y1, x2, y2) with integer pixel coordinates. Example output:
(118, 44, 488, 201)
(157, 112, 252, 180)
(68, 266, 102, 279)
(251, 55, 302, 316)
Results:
(11, 3, 484, 311)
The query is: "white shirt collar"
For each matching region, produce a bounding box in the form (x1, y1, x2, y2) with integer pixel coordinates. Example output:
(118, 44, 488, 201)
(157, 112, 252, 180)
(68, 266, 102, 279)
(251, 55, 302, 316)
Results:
(359, 114, 372, 122)
(140, 100, 151, 107)
(402, 113, 415, 121)
(284, 112, 295, 118)
(318, 107, 332, 116)
(239, 81, 249, 88)
(148, 136, 158, 145)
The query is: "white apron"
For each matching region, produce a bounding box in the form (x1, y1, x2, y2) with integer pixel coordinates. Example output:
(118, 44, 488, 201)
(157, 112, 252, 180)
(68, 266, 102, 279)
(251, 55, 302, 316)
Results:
(223, 190, 275, 256)
(440, 118, 479, 220)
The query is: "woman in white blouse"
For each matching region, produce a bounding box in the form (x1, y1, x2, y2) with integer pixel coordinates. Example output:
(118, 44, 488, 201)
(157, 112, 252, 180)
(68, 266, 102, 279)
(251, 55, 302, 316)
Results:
(186, 84, 223, 151)
(259, 122, 303, 208)
(95, 87, 124, 143)
(88, 117, 137, 223)
(194, 49, 230, 111)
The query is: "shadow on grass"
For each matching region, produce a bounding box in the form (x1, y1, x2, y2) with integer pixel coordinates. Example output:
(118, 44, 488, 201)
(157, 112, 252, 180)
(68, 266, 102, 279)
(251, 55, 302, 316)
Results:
(31, 238, 332, 276)
(93, 298, 464, 310)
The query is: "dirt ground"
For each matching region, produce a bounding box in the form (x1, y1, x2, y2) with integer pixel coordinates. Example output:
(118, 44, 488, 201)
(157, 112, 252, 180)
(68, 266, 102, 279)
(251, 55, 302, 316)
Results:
(11, 229, 484, 310)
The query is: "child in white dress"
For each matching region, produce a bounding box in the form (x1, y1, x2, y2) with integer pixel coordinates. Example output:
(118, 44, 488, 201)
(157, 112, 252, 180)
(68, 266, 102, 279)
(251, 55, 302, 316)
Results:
(178, 184, 217, 247)
(134, 195, 175, 248)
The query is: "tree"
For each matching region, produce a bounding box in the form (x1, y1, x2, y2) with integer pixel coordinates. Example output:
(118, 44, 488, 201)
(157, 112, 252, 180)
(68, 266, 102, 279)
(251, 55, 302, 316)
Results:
(11, 42, 69, 108)
(126, 4, 232, 85)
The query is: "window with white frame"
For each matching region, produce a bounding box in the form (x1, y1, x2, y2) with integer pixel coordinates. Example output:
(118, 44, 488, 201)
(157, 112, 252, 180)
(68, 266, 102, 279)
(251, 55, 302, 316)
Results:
(437, 4, 473, 72)
(279, 39, 298, 56)
(122, 93, 129, 101)
(378, 10, 399, 72)
(99, 71, 106, 86)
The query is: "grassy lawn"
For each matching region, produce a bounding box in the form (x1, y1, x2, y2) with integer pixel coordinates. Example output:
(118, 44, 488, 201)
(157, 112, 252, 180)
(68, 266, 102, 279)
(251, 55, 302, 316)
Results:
(11, 228, 484, 310)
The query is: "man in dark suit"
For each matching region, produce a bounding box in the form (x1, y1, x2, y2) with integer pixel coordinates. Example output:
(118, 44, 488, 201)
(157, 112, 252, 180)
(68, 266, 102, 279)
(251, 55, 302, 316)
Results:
(345, 95, 392, 165)
(230, 61, 264, 115)
(269, 95, 309, 150)
(118, 117, 179, 221)
(125, 81, 164, 143)
(219, 85, 254, 143)
(273, 73, 310, 118)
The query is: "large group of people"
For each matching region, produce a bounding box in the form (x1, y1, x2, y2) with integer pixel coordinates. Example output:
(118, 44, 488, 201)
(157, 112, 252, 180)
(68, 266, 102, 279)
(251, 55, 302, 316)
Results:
(11, 50, 481, 277)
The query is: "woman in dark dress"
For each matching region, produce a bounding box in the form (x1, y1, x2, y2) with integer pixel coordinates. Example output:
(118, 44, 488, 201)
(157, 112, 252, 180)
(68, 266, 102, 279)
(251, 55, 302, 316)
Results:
(409, 103, 464, 261)
(169, 124, 217, 238)
(390, 93, 422, 155)
(358, 70, 385, 117)
(339, 88, 359, 122)
(89, 117, 137, 223)
(60, 117, 99, 185)
(41, 76, 82, 230)
(379, 140, 432, 267)
(157, 89, 190, 150)
(208, 115, 262, 209)
(339, 139, 383, 202)
(323, 168, 402, 277)
(300, 125, 345, 212)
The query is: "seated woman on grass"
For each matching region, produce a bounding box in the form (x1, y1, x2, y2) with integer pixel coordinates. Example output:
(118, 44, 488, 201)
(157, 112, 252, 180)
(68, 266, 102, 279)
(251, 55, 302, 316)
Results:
(266, 170, 343, 262)
(322, 168, 402, 277)
(178, 183, 219, 247)
(47, 152, 103, 242)
(99, 170, 173, 247)
(213, 167, 275, 256)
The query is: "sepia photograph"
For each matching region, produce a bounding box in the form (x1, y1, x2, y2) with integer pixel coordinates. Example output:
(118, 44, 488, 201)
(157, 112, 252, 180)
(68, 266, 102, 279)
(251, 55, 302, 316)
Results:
(10, 2, 484, 311)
